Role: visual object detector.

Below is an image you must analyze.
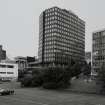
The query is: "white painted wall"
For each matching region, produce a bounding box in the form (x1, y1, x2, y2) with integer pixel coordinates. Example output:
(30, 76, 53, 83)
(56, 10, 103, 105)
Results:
(0, 62, 18, 81)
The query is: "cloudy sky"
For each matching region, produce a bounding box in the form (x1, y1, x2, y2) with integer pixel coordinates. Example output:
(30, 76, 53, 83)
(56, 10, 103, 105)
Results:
(0, 0, 105, 59)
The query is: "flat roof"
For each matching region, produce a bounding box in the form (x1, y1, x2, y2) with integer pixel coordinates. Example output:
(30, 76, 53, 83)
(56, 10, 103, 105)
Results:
(93, 28, 105, 34)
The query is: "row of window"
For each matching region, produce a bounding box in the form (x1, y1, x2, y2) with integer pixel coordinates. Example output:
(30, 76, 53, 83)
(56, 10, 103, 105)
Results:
(44, 58, 70, 62)
(44, 26, 84, 34)
(93, 45, 105, 51)
(44, 37, 84, 44)
(43, 56, 84, 62)
(38, 40, 84, 49)
(43, 52, 84, 57)
(44, 42, 84, 49)
(44, 29, 84, 36)
(43, 49, 84, 56)
(44, 20, 84, 30)
(0, 72, 14, 74)
(39, 36, 84, 46)
(93, 55, 105, 60)
(44, 25, 80, 33)
(44, 24, 79, 31)
(45, 7, 84, 25)
(38, 54, 84, 62)
(93, 31, 105, 39)
(44, 22, 84, 32)
(44, 34, 84, 43)
(45, 15, 79, 25)
(93, 39, 105, 45)
(0, 64, 14, 68)
(45, 8, 76, 18)
(45, 11, 78, 21)
(93, 62, 103, 67)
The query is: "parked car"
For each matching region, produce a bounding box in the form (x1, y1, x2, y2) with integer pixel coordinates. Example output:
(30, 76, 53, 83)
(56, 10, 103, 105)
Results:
(0, 88, 14, 95)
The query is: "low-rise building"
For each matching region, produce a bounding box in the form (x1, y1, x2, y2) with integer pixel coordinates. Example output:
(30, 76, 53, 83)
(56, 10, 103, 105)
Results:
(14, 56, 36, 80)
(0, 62, 18, 81)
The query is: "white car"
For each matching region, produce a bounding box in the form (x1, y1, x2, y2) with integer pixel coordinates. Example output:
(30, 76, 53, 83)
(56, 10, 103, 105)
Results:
(0, 88, 14, 95)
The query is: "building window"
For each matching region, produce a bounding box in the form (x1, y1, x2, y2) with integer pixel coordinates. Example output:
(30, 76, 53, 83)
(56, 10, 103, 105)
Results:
(7, 72, 14, 74)
(0, 65, 6, 68)
(7, 65, 14, 68)
(0, 72, 6, 74)
(0, 64, 14, 68)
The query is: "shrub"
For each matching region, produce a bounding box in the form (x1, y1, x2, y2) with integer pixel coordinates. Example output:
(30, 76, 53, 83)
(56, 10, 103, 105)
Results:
(21, 62, 83, 89)
(42, 67, 71, 89)
(21, 75, 32, 87)
(66, 62, 82, 78)
(20, 68, 44, 87)
(31, 74, 43, 87)
(43, 82, 58, 89)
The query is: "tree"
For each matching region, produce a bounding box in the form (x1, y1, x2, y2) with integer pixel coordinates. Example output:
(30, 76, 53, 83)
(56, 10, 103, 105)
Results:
(42, 67, 71, 89)
(20, 68, 44, 87)
(31, 69, 44, 87)
(83, 62, 91, 77)
(21, 74, 32, 87)
(70, 62, 82, 78)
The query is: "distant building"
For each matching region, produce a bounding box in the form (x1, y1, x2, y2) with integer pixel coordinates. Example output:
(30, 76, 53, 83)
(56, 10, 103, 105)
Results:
(15, 56, 27, 71)
(15, 56, 36, 71)
(27, 56, 36, 63)
(0, 45, 6, 61)
(92, 29, 105, 74)
(85, 52, 91, 64)
(28, 60, 40, 69)
(38, 7, 85, 66)
(0, 61, 18, 81)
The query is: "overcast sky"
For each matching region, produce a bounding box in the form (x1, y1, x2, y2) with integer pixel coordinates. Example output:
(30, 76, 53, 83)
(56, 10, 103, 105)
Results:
(0, 0, 105, 59)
